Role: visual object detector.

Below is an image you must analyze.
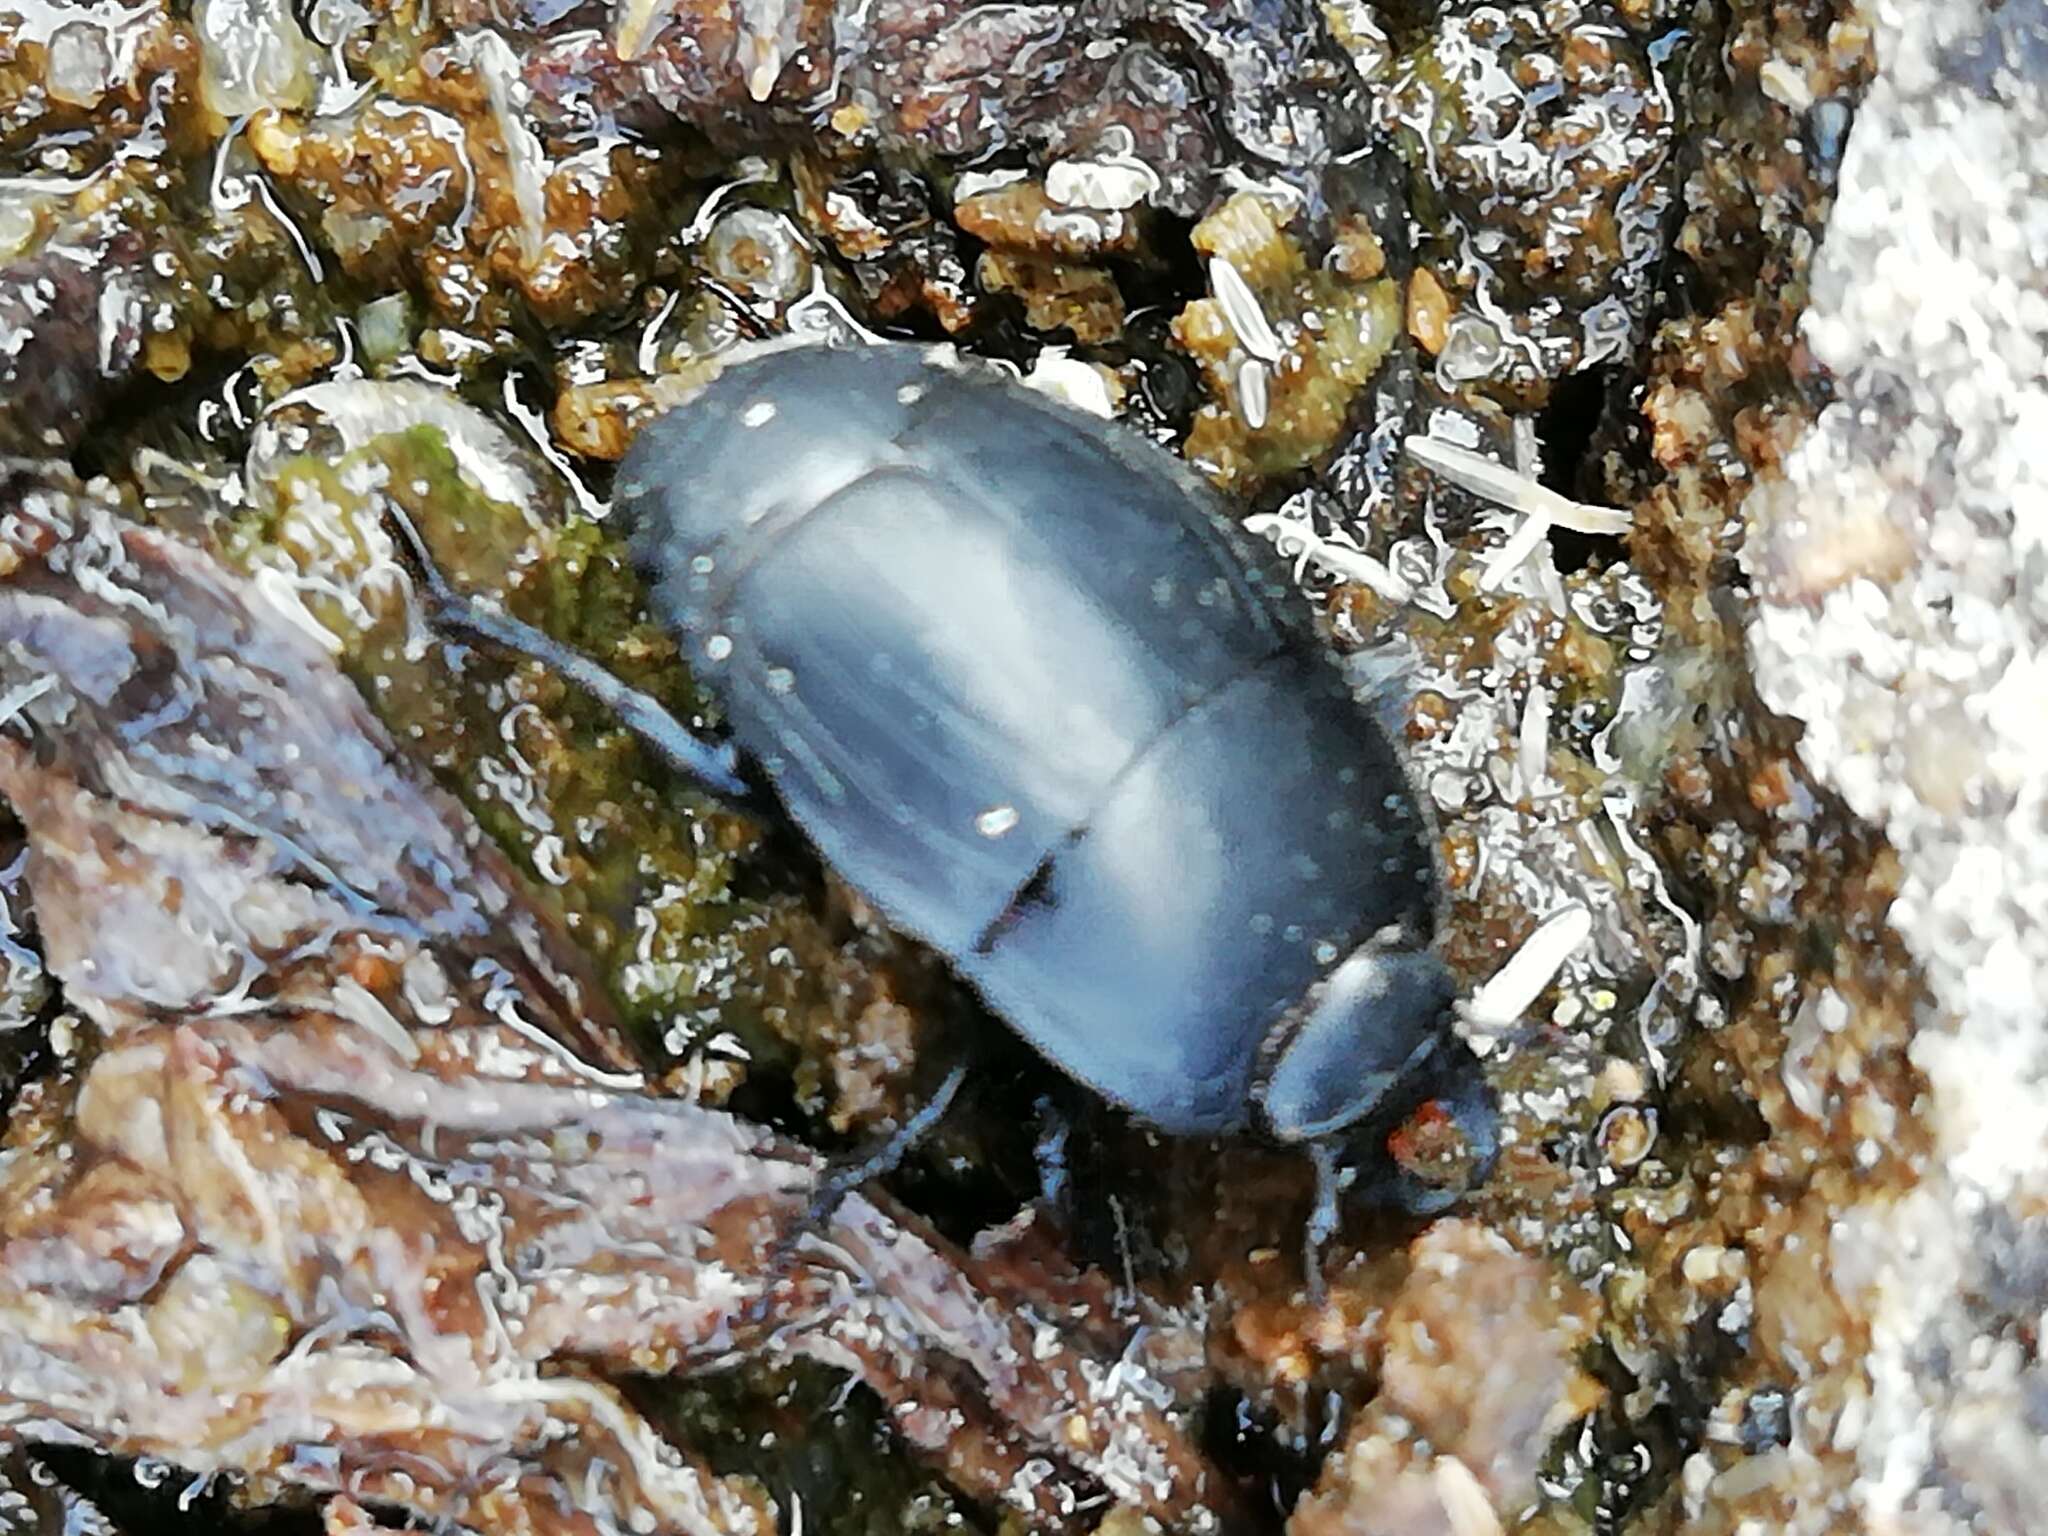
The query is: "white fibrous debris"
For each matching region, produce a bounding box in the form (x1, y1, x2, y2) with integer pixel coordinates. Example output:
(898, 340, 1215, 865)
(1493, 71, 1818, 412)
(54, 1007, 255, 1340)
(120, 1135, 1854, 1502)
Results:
(1434, 1455, 1505, 1536)
(1516, 683, 1553, 793)
(1404, 433, 1633, 593)
(1208, 256, 1284, 363)
(1474, 498, 1555, 594)
(1400, 430, 1622, 622)
(1739, 0, 2048, 1526)
(1462, 904, 1591, 1030)
(1242, 507, 1413, 603)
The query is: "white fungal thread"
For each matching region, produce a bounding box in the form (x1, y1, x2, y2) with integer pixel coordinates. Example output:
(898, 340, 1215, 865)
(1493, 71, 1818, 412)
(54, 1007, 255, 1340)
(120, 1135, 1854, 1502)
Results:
(1405, 433, 1632, 595)
(502, 373, 610, 521)
(637, 287, 682, 374)
(0, 673, 57, 733)
(331, 976, 422, 1063)
(1516, 683, 1553, 795)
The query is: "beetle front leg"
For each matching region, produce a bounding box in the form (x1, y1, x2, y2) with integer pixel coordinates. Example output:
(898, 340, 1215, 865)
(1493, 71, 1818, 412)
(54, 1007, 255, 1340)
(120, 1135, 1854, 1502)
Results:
(382, 504, 756, 803)
(743, 1060, 970, 1329)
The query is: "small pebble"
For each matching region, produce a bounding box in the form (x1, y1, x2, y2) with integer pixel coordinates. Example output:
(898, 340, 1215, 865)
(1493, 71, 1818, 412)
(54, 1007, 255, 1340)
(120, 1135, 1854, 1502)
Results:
(1407, 268, 1451, 355)
(46, 21, 114, 108)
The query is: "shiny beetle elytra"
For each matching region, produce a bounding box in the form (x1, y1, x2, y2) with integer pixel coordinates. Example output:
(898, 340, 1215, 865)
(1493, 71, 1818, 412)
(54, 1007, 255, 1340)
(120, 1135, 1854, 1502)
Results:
(403, 342, 1494, 1229)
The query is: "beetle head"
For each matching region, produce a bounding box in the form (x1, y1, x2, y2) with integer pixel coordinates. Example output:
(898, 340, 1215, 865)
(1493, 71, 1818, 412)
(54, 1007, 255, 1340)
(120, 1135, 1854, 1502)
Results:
(1259, 938, 1499, 1213)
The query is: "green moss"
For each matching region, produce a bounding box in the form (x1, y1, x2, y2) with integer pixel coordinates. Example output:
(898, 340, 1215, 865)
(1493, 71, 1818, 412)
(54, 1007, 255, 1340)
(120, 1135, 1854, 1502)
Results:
(656, 1363, 983, 1536)
(219, 421, 835, 1076)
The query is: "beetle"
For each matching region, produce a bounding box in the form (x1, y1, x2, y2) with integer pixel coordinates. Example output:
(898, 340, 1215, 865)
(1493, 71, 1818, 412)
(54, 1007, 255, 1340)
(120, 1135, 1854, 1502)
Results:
(398, 341, 1494, 1235)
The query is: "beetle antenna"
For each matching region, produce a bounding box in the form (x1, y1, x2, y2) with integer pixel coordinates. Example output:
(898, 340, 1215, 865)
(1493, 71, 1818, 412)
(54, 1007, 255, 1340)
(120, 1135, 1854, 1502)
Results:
(379, 504, 757, 804)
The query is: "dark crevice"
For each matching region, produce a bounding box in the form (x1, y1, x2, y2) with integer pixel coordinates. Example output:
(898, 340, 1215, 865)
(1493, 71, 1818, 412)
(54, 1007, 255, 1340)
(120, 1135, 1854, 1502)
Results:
(30, 1448, 323, 1535)
(1197, 1385, 1318, 1534)
(1540, 365, 1624, 573)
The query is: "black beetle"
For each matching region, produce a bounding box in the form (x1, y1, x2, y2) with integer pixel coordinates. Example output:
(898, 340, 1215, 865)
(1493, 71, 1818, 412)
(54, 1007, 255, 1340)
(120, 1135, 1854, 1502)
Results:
(403, 342, 1492, 1226)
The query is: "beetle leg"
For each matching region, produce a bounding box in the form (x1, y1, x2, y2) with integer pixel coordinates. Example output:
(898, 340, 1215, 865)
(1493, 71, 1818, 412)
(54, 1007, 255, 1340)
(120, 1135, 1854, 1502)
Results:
(746, 1062, 970, 1326)
(1032, 1093, 1071, 1210)
(436, 592, 756, 803)
(1303, 1138, 1342, 1305)
(381, 505, 755, 803)
(806, 1061, 969, 1228)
